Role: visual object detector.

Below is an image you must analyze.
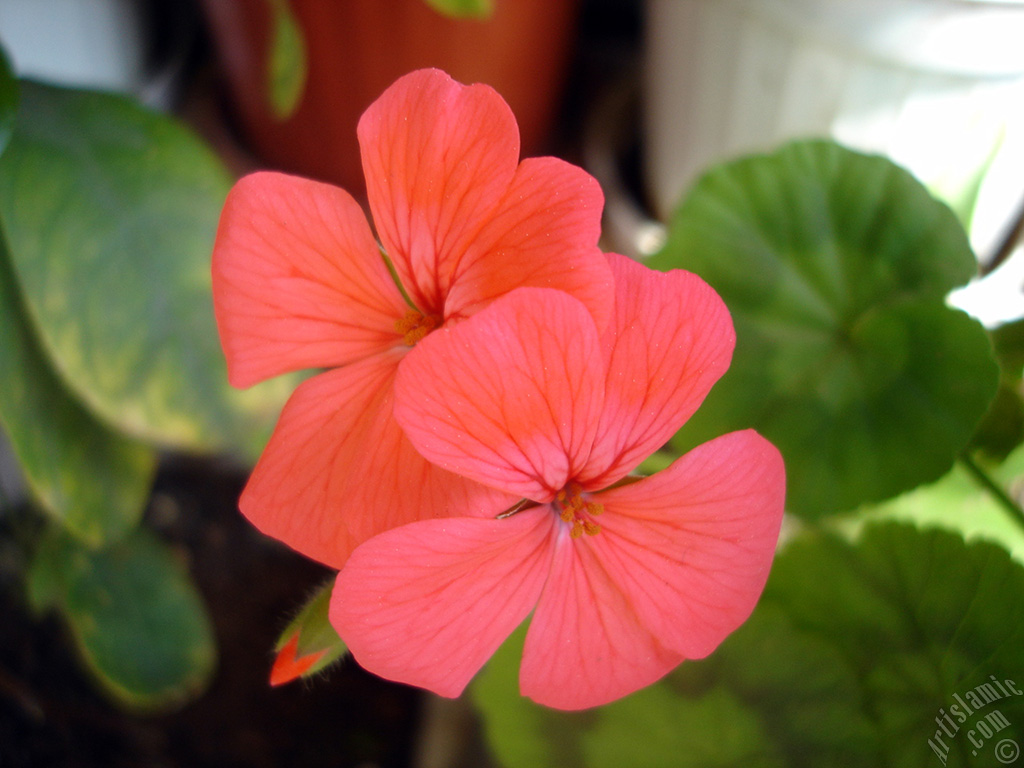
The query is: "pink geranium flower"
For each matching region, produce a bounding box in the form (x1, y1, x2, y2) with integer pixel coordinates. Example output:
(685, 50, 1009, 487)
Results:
(330, 254, 786, 710)
(212, 69, 613, 568)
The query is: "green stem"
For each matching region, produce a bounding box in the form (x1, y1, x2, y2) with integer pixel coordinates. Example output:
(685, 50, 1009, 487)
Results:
(959, 453, 1024, 535)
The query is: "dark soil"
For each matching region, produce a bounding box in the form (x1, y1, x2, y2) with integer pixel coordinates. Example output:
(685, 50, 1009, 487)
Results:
(0, 456, 422, 768)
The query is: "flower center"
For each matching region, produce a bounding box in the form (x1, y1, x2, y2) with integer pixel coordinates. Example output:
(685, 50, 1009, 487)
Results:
(395, 310, 441, 346)
(554, 482, 603, 539)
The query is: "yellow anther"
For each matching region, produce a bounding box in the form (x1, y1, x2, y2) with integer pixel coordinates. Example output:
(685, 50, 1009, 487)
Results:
(395, 311, 440, 346)
(555, 482, 602, 538)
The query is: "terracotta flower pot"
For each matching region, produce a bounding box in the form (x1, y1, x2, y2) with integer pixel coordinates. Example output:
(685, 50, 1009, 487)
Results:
(200, 0, 580, 196)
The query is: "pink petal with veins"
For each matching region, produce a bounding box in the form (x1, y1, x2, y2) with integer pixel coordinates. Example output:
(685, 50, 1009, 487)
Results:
(359, 69, 519, 316)
(520, 529, 685, 710)
(212, 171, 407, 388)
(241, 352, 512, 569)
(580, 253, 735, 488)
(394, 288, 605, 501)
(445, 157, 613, 331)
(593, 430, 785, 659)
(330, 509, 556, 697)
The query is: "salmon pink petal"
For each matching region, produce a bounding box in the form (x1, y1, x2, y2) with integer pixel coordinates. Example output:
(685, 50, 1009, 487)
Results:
(212, 172, 408, 388)
(394, 288, 605, 501)
(580, 254, 736, 488)
(241, 352, 512, 569)
(330, 509, 556, 698)
(444, 157, 613, 331)
(342, 382, 518, 548)
(359, 69, 519, 316)
(520, 531, 684, 710)
(592, 430, 785, 659)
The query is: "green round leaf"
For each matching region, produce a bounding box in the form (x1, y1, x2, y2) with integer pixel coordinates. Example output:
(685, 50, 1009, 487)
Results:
(0, 81, 290, 457)
(471, 624, 589, 768)
(31, 527, 217, 711)
(651, 140, 999, 515)
(0, 232, 155, 546)
(756, 523, 1024, 768)
(695, 605, 877, 767)
(584, 685, 783, 768)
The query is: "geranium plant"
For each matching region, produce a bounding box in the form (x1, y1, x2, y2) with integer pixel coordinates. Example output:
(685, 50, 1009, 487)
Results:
(1, 12, 1022, 761)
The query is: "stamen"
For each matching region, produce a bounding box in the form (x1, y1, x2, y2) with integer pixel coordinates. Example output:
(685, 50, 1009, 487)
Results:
(395, 310, 441, 346)
(554, 482, 602, 538)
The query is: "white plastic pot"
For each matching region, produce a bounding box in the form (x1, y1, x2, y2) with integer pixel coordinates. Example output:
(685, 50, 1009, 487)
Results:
(0, 0, 192, 109)
(0, 0, 147, 92)
(644, 0, 1024, 262)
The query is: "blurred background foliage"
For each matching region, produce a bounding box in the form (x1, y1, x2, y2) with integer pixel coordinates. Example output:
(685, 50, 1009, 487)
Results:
(0, 45, 293, 709)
